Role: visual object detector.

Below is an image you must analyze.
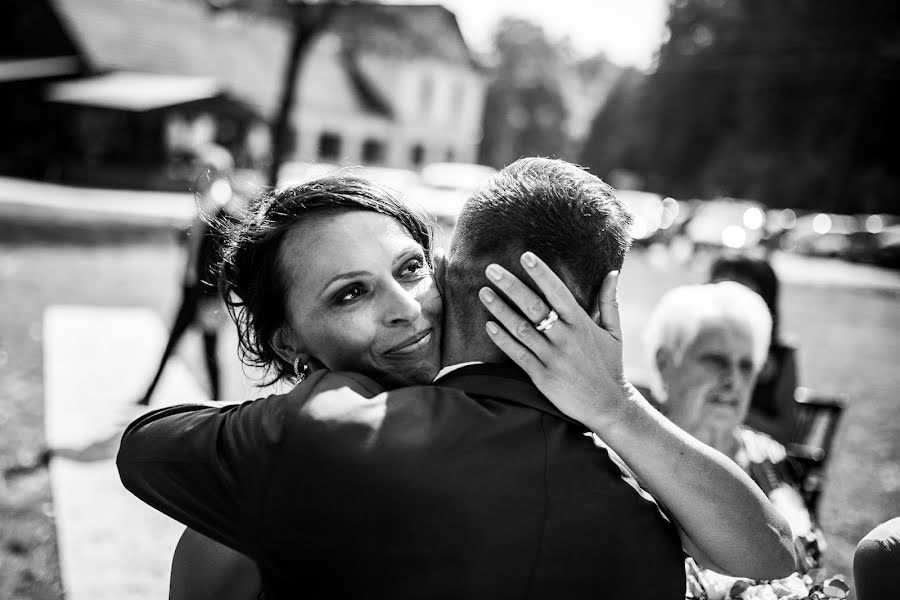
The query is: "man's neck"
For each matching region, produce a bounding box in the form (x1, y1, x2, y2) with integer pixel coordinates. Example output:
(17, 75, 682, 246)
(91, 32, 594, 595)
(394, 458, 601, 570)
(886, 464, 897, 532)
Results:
(441, 315, 506, 367)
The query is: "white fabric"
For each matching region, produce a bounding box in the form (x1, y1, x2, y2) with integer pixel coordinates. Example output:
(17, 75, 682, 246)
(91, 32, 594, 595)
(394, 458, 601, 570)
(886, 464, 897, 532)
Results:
(433, 361, 484, 382)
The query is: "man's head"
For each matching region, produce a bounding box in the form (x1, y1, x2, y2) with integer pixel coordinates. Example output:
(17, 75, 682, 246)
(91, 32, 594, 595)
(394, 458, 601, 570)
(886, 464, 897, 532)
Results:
(442, 157, 633, 363)
(643, 282, 772, 450)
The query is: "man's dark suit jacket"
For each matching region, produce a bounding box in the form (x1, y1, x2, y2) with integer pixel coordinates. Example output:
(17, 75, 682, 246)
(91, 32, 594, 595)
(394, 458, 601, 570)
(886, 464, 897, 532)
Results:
(118, 363, 685, 599)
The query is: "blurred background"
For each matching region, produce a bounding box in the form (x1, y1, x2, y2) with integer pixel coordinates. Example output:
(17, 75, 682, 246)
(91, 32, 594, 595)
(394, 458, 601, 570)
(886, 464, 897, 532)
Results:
(0, 0, 898, 598)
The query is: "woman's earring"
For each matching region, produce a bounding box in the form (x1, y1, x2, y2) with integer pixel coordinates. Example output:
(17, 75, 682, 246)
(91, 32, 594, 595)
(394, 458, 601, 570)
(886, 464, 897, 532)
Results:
(293, 356, 308, 382)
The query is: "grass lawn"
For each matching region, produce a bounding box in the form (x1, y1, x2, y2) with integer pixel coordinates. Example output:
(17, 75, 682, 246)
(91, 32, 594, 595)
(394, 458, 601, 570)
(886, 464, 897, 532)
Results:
(1, 226, 897, 598)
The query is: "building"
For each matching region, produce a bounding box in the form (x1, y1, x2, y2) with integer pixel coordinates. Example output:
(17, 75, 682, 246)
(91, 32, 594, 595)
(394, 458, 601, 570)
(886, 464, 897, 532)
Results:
(1, 0, 487, 184)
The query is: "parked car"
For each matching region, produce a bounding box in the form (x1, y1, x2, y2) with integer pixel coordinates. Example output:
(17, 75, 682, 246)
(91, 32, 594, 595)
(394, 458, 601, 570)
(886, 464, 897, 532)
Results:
(419, 162, 497, 193)
(277, 161, 341, 186)
(412, 162, 497, 225)
(683, 198, 767, 250)
(779, 213, 861, 257)
(848, 223, 900, 269)
(617, 190, 686, 246)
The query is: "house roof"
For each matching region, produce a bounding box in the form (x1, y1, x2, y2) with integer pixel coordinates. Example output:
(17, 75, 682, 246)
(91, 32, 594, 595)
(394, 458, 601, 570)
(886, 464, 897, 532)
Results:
(51, 0, 288, 117)
(46, 71, 221, 111)
(0, 55, 81, 83)
(330, 3, 480, 68)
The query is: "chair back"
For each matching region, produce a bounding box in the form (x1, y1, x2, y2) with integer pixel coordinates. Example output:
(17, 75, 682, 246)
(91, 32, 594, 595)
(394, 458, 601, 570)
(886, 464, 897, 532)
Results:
(787, 387, 847, 519)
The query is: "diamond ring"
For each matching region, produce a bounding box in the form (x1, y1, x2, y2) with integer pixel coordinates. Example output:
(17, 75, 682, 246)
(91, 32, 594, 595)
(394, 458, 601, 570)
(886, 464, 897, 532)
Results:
(536, 309, 559, 332)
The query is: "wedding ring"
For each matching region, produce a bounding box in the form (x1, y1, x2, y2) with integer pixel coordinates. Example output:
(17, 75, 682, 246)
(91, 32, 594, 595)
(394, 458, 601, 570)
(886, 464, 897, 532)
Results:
(535, 309, 559, 332)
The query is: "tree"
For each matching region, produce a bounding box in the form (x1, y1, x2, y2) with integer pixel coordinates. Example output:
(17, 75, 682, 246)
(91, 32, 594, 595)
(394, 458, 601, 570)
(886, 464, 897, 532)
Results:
(580, 0, 900, 213)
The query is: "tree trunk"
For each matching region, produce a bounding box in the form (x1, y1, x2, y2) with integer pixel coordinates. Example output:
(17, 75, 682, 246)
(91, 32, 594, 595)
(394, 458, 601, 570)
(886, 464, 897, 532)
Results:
(266, 3, 339, 187)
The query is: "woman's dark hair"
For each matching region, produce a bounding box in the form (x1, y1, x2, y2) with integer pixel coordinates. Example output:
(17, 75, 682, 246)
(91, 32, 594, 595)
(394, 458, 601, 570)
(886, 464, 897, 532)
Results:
(216, 174, 433, 384)
(709, 253, 780, 343)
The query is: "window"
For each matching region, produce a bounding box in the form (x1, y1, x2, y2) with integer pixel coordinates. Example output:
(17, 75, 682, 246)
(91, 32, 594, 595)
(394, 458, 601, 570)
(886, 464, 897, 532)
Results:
(452, 81, 466, 121)
(317, 132, 342, 161)
(410, 143, 425, 167)
(362, 138, 386, 164)
(419, 75, 434, 114)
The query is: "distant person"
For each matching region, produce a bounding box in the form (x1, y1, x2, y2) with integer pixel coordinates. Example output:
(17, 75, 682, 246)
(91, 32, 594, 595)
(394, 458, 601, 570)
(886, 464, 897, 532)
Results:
(644, 282, 825, 589)
(136, 176, 235, 406)
(709, 253, 799, 444)
(854, 516, 900, 600)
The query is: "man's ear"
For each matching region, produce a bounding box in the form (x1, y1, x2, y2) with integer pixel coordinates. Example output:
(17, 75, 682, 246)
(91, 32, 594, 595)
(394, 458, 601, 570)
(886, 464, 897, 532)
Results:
(655, 347, 673, 377)
(588, 289, 603, 325)
(432, 247, 448, 296)
(271, 325, 305, 367)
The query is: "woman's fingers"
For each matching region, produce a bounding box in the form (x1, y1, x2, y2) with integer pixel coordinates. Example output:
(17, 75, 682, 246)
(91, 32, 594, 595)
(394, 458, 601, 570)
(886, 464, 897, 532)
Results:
(479, 286, 553, 358)
(484, 320, 546, 375)
(484, 263, 556, 326)
(597, 270, 623, 341)
(517, 252, 583, 324)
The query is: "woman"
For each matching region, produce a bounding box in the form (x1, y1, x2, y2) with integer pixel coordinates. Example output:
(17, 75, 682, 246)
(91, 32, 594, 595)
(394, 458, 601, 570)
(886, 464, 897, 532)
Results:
(643, 282, 825, 597)
(170, 174, 442, 598)
(709, 254, 799, 444)
(167, 175, 791, 599)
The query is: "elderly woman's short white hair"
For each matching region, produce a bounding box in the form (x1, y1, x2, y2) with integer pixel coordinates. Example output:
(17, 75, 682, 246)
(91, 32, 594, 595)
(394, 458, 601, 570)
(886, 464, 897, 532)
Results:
(643, 281, 772, 401)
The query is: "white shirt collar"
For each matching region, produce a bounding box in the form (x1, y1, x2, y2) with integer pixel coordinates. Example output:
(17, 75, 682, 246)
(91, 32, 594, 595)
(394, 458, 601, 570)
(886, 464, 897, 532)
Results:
(432, 361, 484, 382)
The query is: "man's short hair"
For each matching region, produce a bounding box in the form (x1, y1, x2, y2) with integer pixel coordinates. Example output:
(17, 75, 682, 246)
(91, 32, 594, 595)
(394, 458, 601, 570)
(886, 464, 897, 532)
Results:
(447, 157, 632, 317)
(643, 282, 773, 401)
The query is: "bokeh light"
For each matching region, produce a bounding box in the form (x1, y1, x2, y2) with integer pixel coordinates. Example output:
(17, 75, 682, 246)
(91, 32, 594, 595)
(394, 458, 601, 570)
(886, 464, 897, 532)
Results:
(743, 206, 765, 230)
(778, 208, 797, 230)
(865, 214, 884, 234)
(721, 225, 746, 248)
(812, 213, 832, 235)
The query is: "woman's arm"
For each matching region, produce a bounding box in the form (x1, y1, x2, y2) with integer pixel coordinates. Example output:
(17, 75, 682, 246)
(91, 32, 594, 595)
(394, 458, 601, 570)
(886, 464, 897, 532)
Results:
(479, 252, 796, 580)
(171, 528, 261, 600)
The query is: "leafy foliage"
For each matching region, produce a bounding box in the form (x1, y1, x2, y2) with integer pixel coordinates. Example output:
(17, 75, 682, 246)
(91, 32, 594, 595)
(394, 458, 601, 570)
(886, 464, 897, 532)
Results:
(580, 0, 900, 213)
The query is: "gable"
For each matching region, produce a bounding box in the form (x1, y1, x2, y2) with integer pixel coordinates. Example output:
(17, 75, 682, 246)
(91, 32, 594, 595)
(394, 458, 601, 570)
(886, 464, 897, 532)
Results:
(51, 0, 288, 117)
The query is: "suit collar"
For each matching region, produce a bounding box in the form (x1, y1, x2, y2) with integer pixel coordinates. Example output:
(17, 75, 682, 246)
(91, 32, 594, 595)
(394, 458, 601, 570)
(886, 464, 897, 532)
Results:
(434, 363, 582, 427)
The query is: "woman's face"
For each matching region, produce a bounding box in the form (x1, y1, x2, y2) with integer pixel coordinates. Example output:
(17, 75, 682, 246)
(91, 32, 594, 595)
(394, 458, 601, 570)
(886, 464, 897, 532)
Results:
(276, 210, 442, 387)
(660, 321, 758, 452)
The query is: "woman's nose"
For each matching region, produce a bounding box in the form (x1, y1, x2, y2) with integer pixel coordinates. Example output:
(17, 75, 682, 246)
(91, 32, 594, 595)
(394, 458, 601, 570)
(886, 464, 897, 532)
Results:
(721, 363, 740, 390)
(383, 280, 422, 325)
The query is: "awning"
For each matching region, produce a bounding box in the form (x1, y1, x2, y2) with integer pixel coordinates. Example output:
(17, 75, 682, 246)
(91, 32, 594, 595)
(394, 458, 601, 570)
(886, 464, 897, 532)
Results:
(0, 56, 81, 83)
(46, 71, 221, 112)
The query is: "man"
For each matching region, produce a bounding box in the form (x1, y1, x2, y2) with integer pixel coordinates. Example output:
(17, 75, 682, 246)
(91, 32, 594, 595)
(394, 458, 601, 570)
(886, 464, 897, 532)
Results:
(119, 158, 793, 598)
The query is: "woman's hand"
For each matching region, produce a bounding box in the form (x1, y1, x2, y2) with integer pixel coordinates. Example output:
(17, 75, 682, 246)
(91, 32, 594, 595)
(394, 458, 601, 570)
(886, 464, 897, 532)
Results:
(478, 251, 628, 433)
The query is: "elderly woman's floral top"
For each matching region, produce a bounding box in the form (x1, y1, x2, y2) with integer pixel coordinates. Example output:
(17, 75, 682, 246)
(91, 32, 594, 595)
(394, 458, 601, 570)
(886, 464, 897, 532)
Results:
(684, 429, 848, 600)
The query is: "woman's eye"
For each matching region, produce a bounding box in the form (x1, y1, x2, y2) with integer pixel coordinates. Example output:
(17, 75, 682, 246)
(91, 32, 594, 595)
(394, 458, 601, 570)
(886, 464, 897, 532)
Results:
(336, 285, 366, 303)
(400, 257, 427, 278)
(702, 355, 728, 370)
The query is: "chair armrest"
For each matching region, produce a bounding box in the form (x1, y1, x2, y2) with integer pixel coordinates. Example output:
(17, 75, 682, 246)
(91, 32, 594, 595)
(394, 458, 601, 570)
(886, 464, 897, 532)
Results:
(793, 387, 847, 410)
(786, 442, 825, 464)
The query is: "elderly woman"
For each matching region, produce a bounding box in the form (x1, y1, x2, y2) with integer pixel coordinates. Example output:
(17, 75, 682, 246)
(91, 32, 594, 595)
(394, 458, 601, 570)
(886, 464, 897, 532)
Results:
(643, 282, 824, 596)
(709, 253, 799, 444)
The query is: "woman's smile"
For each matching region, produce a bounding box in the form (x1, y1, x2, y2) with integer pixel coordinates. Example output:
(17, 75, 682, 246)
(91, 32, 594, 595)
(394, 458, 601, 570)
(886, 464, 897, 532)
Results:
(384, 329, 434, 356)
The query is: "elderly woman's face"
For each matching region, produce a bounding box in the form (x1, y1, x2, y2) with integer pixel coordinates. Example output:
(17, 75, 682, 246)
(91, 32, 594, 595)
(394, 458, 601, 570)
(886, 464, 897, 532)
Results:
(661, 321, 759, 448)
(277, 210, 442, 387)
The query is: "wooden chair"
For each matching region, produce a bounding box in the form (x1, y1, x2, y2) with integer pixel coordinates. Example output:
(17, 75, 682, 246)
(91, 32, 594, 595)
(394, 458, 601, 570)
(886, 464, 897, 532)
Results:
(784, 387, 847, 520)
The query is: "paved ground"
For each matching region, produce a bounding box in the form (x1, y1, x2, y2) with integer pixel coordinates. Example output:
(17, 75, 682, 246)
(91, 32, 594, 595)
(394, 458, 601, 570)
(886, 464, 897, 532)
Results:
(44, 306, 211, 599)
